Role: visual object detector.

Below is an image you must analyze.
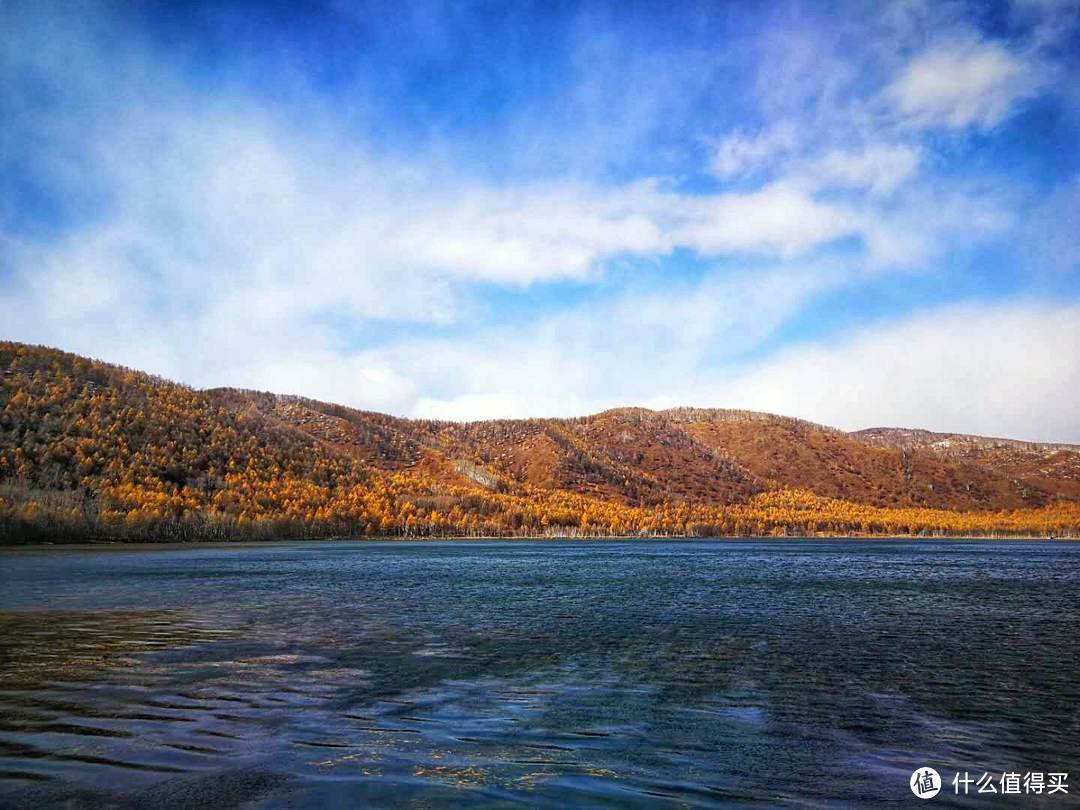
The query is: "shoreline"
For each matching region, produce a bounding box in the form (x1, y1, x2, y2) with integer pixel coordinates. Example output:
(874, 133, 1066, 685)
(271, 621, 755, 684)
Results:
(2, 533, 1077, 550)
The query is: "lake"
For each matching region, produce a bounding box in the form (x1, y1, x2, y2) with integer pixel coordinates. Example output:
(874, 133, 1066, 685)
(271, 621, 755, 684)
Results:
(1, 540, 1078, 807)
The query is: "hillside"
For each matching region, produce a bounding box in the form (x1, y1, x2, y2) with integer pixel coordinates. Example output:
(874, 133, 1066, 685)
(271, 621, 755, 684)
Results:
(2, 341, 1079, 541)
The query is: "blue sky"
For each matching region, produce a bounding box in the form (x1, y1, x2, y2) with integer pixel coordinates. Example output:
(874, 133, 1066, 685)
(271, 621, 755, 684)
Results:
(2, 0, 1079, 440)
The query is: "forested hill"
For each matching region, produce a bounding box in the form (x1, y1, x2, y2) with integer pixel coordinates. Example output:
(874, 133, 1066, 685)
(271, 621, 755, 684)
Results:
(2, 341, 1079, 541)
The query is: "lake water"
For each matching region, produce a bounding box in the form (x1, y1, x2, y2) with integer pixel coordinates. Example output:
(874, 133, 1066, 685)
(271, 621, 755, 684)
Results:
(0, 540, 1078, 808)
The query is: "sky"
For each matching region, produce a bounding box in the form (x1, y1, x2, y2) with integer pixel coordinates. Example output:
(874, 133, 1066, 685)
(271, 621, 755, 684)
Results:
(2, 0, 1079, 441)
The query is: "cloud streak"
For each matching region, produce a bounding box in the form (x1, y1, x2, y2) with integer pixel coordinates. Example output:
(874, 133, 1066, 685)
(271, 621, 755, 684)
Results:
(886, 37, 1043, 129)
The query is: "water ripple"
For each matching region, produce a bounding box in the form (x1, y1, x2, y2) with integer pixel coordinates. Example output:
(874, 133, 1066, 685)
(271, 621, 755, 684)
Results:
(0, 540, 1078, 807)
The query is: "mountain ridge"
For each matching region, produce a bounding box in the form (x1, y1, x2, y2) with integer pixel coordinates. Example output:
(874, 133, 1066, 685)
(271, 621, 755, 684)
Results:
(852, 425, 1080, 452)
(2, 341, 1079, 540)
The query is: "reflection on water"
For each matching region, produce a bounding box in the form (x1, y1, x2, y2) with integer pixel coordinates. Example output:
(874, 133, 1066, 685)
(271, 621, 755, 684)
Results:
(0, 540, 1078, 807)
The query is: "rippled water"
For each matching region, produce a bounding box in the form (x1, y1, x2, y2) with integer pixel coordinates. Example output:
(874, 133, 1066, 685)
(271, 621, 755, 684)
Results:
(0, 540, 1078, 808)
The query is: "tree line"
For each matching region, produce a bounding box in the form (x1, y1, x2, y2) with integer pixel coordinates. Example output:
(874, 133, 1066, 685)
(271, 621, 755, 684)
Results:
(2, 342, 1077, 542)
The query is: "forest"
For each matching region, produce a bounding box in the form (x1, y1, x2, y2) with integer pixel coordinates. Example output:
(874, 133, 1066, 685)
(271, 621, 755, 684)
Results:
(2, 342, 1079, 542)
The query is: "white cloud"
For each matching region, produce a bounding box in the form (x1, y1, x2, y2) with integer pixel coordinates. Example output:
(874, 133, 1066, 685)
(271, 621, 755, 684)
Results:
(392, 263, 848, 420)
(717, 301, 1080, 442)
(674, 181, 860, 258)
(858, 181, 1013, 266)
(886, 38, 1041, 129)
(2, 89, 912, 324)
(346, 295, 1080, 445)
(396, 181, 667, 284)
(805, 144, 921, 195)
(390, 176, 906, 282)
(708, 120, 798, 178)
(227, 351, 420, 413)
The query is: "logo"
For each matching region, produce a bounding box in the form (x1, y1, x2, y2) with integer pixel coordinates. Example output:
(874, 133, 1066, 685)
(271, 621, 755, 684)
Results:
(911, 767, 941, 799)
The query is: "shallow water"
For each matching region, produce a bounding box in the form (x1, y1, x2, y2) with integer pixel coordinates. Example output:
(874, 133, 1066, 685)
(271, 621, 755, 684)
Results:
(0, 539, 1078, 808)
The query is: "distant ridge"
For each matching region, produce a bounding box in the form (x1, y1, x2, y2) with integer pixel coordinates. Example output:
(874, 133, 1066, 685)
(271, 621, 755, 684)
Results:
(852, 426, 1080, 453)
(2, 341, 1078, 541)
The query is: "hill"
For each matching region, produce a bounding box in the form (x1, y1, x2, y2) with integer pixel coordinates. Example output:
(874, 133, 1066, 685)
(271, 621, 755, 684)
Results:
(2, 341, 1078, 541)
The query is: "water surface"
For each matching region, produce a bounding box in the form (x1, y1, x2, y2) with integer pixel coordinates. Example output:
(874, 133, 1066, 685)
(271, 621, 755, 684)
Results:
(1, 540, 1078, 807)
